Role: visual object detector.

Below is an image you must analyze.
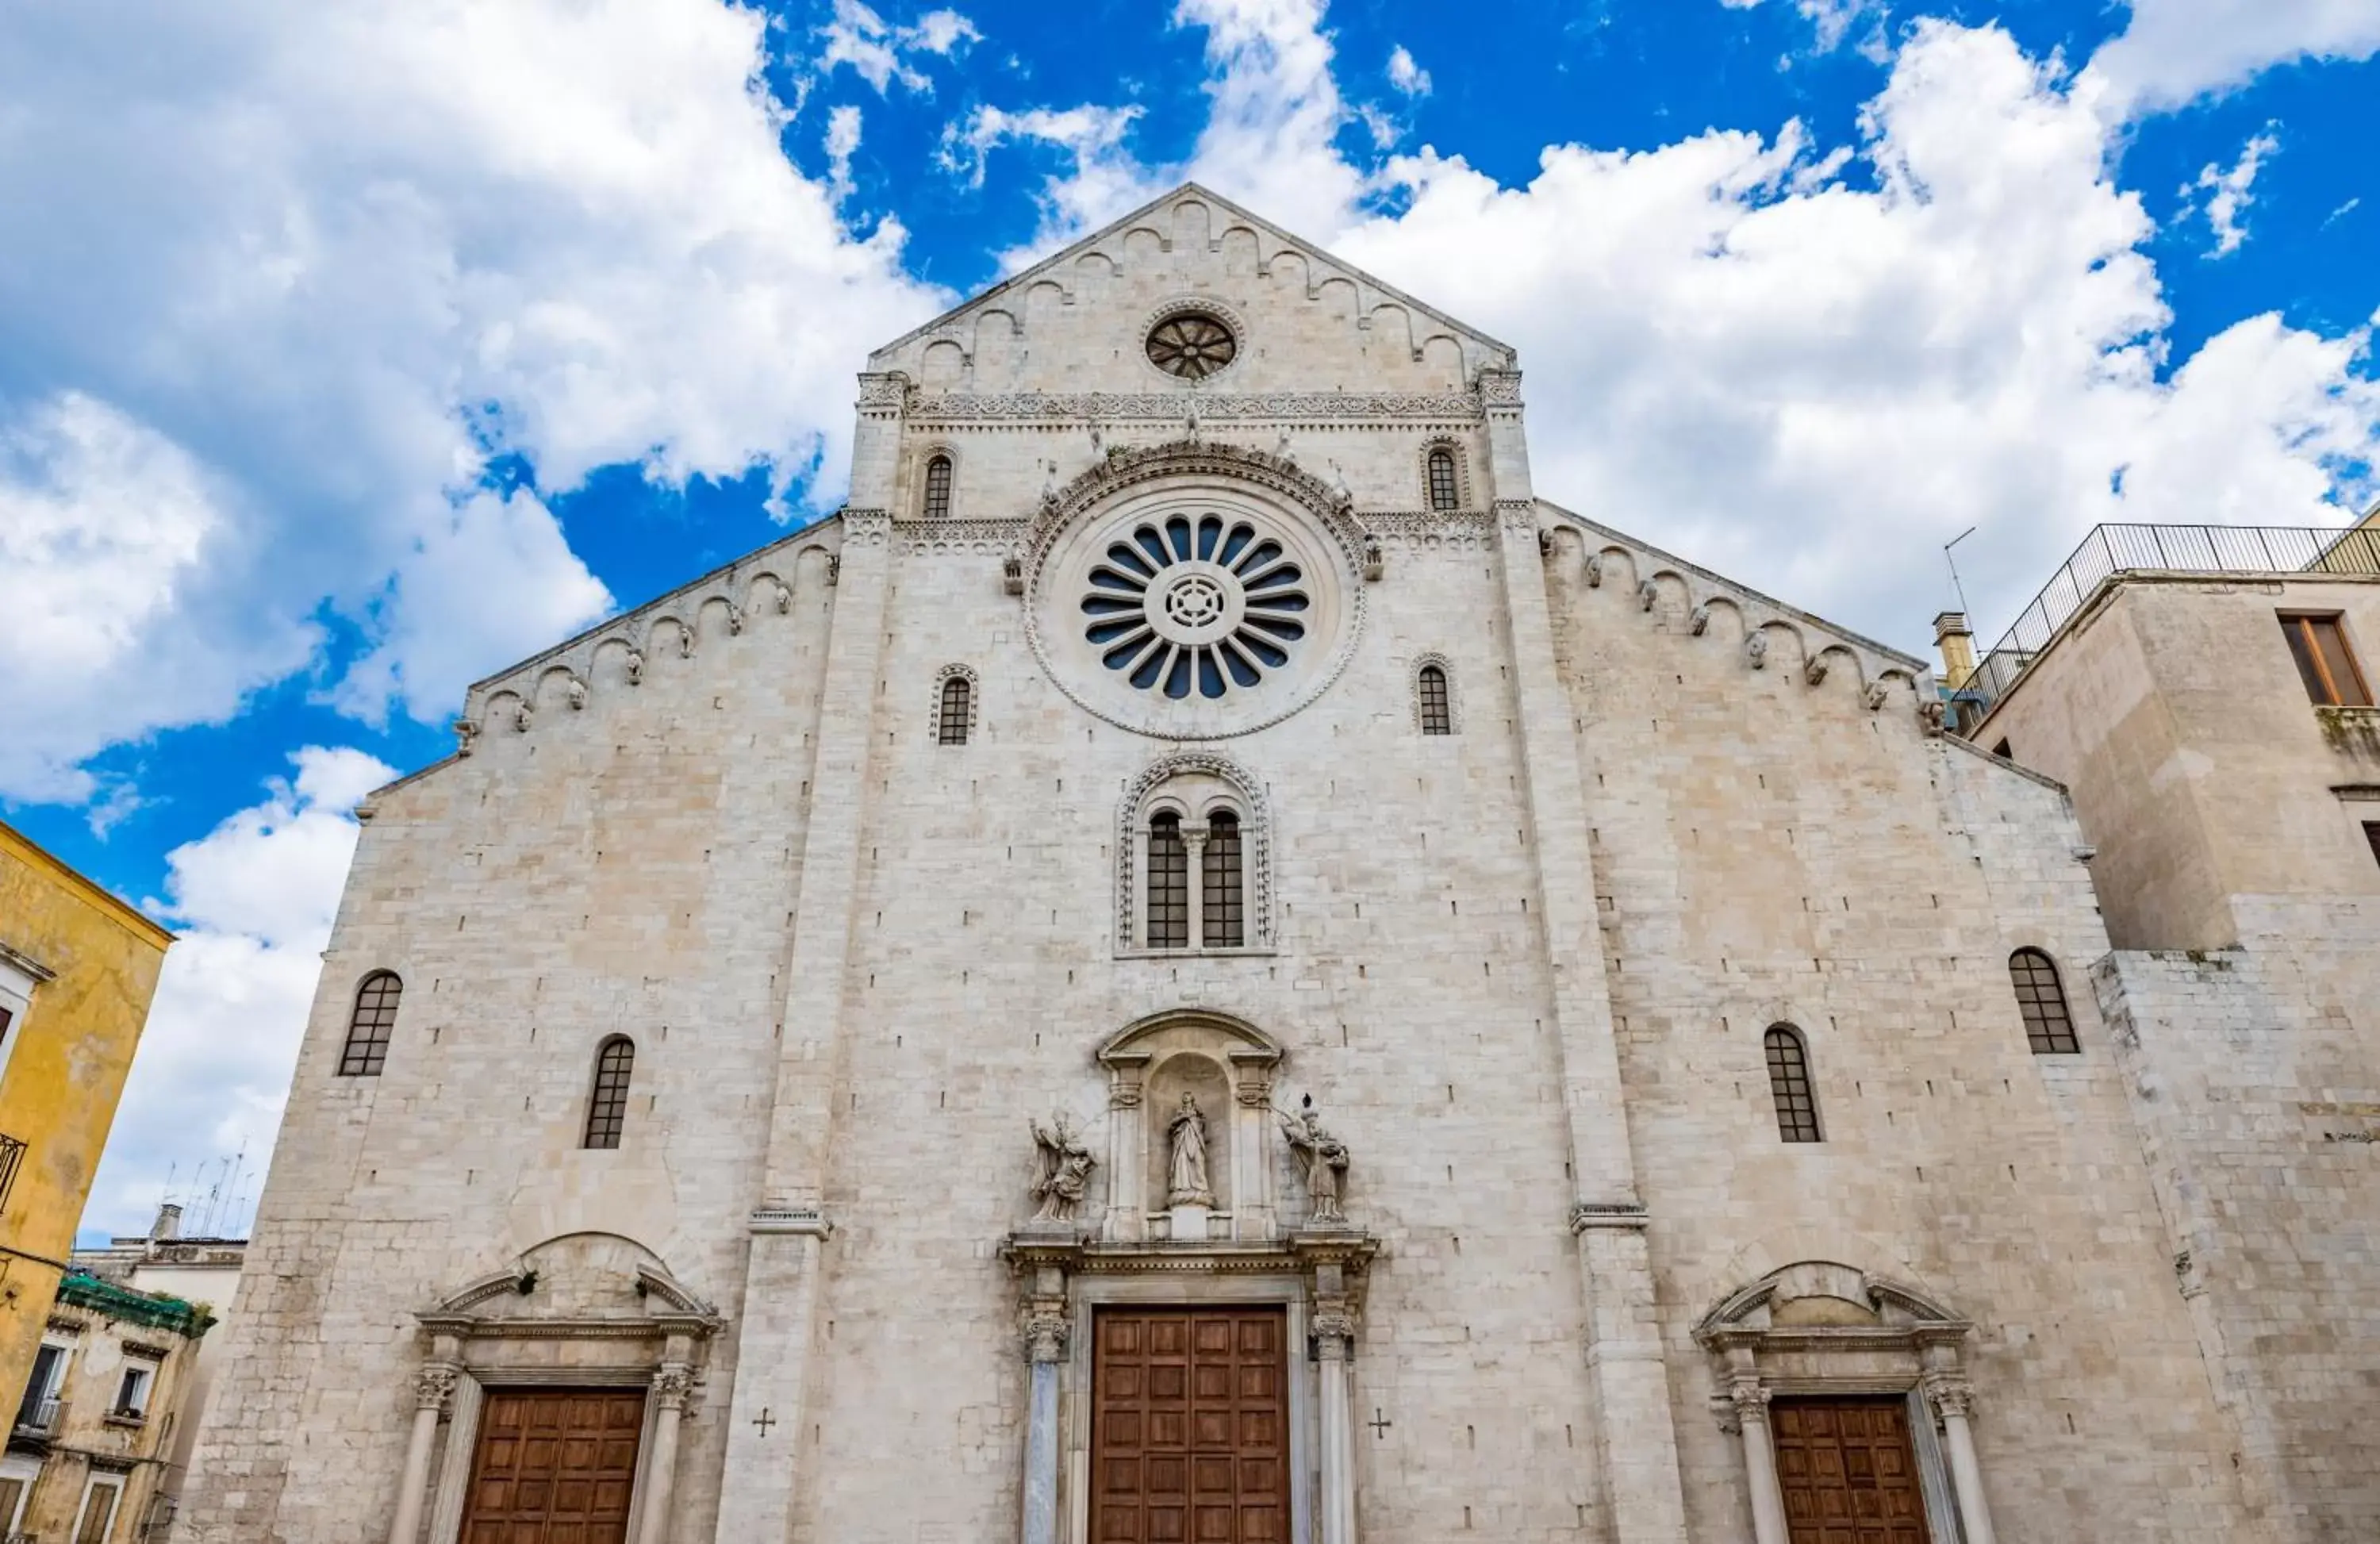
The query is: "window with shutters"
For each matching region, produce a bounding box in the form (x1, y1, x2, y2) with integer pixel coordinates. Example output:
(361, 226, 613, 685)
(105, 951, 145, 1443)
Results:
(584, 1037, 635, 1150)
(1203, 812, 1245, 948)
(1418, 663, 1453, 735)
(1764, 1026, 1822, 1143)
(1146, 814, 1188, 950)
(2281, 612, 2372, 706)
(2010, 948, 2079, 1054)
(338, 971, 401, 1077)
(921, 454, 954, 519)
(939, 675, 972, 744)
(73, 1476, 122, 1544)
(1426, 447, 1460, 511)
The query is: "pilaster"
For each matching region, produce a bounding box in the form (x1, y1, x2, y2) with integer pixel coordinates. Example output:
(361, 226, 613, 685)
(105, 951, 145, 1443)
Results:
(1493, 470, 1690, 1542)
(711, 507, 893, 1544)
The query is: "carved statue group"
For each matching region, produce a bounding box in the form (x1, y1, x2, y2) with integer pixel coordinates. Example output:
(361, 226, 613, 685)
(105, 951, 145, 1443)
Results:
(1027, 1090, 1353, 1228)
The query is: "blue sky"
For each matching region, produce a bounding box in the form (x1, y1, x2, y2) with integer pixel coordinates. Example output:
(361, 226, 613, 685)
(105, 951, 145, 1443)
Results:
(3, 0, 2374, 1239)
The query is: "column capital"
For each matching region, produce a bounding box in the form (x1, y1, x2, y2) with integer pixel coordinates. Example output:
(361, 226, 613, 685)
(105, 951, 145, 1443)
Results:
(1922, 1373, 1976, 1422)
(1311, 1308, 1357, 1362)
(412, 1361, 462, 1415)
(1725, 1375, 1772, 1423)
(651, 1361, 698, 1411)
(1024, 1307, 1070, 1365)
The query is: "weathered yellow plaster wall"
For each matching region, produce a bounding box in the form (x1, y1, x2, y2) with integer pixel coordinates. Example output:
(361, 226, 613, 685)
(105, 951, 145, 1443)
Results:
(0, 822, 173, 1411)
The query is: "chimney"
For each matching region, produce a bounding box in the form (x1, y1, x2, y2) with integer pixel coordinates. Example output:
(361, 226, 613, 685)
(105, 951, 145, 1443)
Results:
(1933, 611, 1977, 690)
(151, 1202, 182, 1241)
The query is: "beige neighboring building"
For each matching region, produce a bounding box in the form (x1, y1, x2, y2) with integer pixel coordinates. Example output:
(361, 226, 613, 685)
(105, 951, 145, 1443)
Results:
(181, 185, 2314, 1543)
(1963, 519, 2380, 1539)
(70, 1206, 244, 1534)
(4, 1269, 213, 1542)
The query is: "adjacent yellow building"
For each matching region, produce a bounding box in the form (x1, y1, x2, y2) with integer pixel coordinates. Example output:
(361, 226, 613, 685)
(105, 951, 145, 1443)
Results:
(0, 820, 174, 1414)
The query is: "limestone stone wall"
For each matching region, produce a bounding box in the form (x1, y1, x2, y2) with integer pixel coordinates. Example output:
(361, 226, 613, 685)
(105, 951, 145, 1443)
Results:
(175, 551, 839, 1542)
(1545, 536, 2261, 1541)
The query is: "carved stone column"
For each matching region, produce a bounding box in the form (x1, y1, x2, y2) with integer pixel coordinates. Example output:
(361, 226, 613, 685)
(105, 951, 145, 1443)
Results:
(635, 1358, 697, 1544)
(1310, 1269, 1359, 1544)
(1229, 1052, 1276, 1242)
(1722, 1373, 1790, 1544)
(1103, 1054, 1150, 1241)
(386, 1359, 459, 1544)
(1925, 1375, 1996, 1544)
(1021, 1298, 1069, 1544)
(1181, 828, 1208, 949)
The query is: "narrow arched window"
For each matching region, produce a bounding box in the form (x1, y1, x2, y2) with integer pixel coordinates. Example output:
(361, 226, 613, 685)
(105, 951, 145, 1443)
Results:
(1147, 813, 1188, 949)
(1764, 1027, 1821, 1143)
(2010, 949, 2079, 1054)
(1426, 448, 1459, 511)
(938, 675, 971, 744)
(584, 1037, 635, 1149)
(1418, 664, 1453, 736)
(921, 455, 954, 519)
(1203, 812, 1244, 948)
(337, 971, 401, 1077)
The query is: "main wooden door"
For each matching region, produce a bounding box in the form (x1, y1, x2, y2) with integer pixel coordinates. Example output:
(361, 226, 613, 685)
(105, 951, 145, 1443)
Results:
(1092, 1307, 1290, 1542)
(1773, 1396, 1931, 1544)
(458, 1388, 646, 1544)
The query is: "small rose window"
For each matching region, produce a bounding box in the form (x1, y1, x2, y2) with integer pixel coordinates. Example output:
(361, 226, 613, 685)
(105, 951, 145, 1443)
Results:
(1145, 313, 1237, 380)
(1081, 515, 1309, 699)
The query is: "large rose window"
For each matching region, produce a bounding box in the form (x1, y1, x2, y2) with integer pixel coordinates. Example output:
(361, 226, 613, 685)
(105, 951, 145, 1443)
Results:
(1080, 514, 1310, 699)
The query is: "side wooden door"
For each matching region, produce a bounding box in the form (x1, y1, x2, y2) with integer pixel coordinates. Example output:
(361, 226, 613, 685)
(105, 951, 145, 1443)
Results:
(1772, 1396, 1931, 1544)
(458, 1388, 647, 1544)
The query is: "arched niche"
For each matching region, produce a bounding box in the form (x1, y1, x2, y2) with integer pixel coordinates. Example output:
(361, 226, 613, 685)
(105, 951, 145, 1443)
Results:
(1096, 1010, 1283, 1244)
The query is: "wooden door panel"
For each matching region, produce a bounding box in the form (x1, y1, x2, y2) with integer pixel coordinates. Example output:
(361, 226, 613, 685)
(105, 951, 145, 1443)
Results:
(459, 1388, 646, 1544)
(1773, 1397, 1931, 1544)
(1092, 1308, 1291, 1544)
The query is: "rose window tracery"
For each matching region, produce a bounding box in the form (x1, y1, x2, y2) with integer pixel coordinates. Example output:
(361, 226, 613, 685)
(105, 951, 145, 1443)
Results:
(1145, 313, 1237, 380)
(1081, 515, 1310, 700)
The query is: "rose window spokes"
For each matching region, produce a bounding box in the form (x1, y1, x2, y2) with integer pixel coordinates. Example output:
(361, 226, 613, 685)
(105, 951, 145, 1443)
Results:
(1081, 514, 1311, 700)
(1145, 314, 1237, 380)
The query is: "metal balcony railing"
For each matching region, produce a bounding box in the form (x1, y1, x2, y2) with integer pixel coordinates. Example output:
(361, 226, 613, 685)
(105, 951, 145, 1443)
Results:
(1963, 523, 2380, 720)
(13, 1393, 62, 1435)
(0, 1131, 24, 1213)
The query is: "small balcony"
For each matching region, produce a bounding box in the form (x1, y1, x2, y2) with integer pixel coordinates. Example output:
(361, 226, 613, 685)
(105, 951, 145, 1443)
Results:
(11, 1392, 62, 1438)
(0, 1131, 25, 1213)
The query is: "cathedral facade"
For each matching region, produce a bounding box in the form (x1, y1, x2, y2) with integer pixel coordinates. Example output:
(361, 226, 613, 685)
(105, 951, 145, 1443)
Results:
(180, 186, 2288, 1543)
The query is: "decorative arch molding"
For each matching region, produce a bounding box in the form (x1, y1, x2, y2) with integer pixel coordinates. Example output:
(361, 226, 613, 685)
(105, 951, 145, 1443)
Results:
(1024, 437, 1364, 563)
(1092, 1008, 1285, 1246)
(1693, 1260, 1996, 1544)
(1115, 751, 1274, 954)
(1411, 651, 1461, 735)
(931, 663, 981, 741)
(1096, 1006, 1285, 1067)
(1413, 436, 1474, 511)
(908, 440, 964, 520)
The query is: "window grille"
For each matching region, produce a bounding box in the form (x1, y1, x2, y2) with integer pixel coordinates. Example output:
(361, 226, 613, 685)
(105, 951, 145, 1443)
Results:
(584, 1037, 635, 1150)
(1427, 448, 1459, 511)
(1764, 1027, 1821, 1142)
(1418, 665, 1452, 736)
(1147, 814, 1188, 949)
(337, 971, 402, 1077)
(2281, 613, 2372, 706)
(922, 455, 954, 520)
(2010, 949, 2079, 1054)
(938, 675, 971, 744)
(1203, 812, 1245, 948)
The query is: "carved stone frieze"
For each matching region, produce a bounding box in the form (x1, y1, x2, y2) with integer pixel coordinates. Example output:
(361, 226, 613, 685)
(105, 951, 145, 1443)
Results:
(413, 1362, 461, 1414)
(651, 1362, 698, 1411)
(906, 390, 1484, 424)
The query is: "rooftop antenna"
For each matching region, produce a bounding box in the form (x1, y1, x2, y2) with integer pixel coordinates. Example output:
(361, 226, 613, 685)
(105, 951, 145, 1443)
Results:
(1943, 526, 1978, 617)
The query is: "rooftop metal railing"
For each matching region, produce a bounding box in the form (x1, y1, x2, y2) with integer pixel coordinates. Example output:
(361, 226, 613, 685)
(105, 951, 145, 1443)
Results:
(1962, 523, 2380, 720)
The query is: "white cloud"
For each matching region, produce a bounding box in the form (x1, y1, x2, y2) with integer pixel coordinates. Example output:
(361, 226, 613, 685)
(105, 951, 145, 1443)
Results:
(1387, 44, 1432, 96)
(2090, 0, 2380, 113)
(819, 0, 981, 94)
(1717, 0, 1887, 53)
(1177, 0, 1365, 226)
(827, 104, 866, 201)
(940, 103, 1150, 264)
(1330, 20, 2377, 644)
(82, 747, 395, 1239)
(2184, 128, 2282, 257)
(0, 0, 947, 804)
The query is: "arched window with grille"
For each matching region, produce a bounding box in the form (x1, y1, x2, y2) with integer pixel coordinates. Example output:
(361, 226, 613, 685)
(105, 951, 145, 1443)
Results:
(2010, 949, 2079, 1054)
(337, 971, 401, 1077)
(1146, 812, 1188, 949)
(1426, 447, 1459, 511)
(938, 674, 972, 744)
(584, 1037, 635, 1150)
(1764, 1026, 1821, 1142)
(1418, 663, 1453, 736)
(921, 454, 954, 519)
(1203, 812, 1244, 947)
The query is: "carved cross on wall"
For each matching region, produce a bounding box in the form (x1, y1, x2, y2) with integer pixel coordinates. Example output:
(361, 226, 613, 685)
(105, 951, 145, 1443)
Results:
(1368, 1408, 1393, 1439)
(752, 1408, 777, 1435)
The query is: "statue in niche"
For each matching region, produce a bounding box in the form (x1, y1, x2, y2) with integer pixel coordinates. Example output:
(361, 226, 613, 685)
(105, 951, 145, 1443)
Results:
(1166, 1093, 1215, 1208)
(1279, 1095, 1350, 1226)
(1028, 1113, 1096, 1225)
